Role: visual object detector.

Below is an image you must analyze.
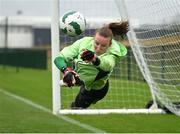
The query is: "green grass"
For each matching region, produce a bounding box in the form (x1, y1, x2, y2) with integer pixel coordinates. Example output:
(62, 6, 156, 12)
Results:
(0, 66, 180, 133)
(69, 114, 180, 133)
(0, 92, 89, 133)
(0, 66, 52, 109)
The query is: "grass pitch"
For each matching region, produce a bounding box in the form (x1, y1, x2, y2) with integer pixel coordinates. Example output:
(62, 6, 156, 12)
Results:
(0, 66, 180, 133)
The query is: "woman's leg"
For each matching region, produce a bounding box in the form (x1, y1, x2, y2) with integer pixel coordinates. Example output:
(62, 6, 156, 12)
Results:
(71, 81, 109, 109)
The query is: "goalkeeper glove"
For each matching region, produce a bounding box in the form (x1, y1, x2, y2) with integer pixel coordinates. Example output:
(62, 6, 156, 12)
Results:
(81, 49, 95, 62)
(80, 49, 100, 66)
(62, 67, 79, 87)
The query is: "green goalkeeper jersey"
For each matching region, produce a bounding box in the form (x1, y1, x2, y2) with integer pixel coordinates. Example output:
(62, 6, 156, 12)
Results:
(55, 37, 127, 90)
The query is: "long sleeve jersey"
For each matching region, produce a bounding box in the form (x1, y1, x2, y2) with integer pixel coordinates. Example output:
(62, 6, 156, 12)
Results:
(54, 37, 127, 90)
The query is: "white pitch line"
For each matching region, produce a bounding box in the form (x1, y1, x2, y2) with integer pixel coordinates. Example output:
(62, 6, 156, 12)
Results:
(0, 88, 106, 133)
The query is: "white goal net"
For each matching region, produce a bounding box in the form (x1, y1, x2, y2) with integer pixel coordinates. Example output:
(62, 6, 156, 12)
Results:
(51, 0, 179, 115)
(125, 0, 180, 116)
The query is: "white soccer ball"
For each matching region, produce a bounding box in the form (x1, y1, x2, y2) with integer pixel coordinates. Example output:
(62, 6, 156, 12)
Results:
(60, 11, 86, 36)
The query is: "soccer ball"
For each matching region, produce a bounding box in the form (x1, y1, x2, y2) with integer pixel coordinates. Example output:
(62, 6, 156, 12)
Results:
(60, 11, 86, 36)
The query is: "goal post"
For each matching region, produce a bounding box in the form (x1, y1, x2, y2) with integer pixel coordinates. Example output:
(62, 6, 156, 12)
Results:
(51, 0, 60, 115)
(51, 0, 180, 115)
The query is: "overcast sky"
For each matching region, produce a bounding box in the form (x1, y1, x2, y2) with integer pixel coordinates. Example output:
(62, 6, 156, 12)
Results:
(0, 0, 179, 25)
(0, 0, 53, 16)
(0, 0, 122, 18)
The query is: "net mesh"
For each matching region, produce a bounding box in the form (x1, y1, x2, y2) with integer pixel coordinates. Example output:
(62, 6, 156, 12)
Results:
(60, 32, 152, 110)
(125, 0, 180, 115)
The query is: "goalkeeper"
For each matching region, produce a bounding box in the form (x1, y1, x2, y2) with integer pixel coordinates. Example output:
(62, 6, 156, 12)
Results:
(54, 21, 128, 109)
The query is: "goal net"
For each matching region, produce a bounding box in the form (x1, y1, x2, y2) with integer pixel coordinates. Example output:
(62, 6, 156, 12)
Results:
(51, 0, 168, 114)
(125, 0, 180, 116)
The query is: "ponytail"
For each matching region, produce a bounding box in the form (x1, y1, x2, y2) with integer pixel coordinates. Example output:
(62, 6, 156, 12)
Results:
(108, 21, 129, 38)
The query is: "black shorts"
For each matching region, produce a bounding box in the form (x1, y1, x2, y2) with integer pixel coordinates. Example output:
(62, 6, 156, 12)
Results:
(71, 80, 109, 109)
